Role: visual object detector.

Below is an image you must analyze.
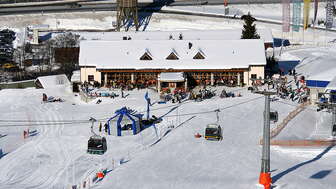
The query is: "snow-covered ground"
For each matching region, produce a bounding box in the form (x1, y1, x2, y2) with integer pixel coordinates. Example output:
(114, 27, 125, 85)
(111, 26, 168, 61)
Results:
(0, 83, 335, 189)
(1, 3, 336, 47)
(0, 3, 336, 188)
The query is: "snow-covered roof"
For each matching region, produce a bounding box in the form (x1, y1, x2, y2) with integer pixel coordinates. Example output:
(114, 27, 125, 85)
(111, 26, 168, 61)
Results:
(159, 72, 185, 82)
(79, 39, 266, 70)
(78, 29, 273, 43)
(307, 67, 336, 82)
(71, 70, 80, 83)
(36, 74, 70, 89)
(326, 76, 336, 91)
(283, 48, 336, 81)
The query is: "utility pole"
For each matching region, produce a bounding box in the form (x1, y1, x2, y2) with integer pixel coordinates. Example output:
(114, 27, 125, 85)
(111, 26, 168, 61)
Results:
(333, 106, 336, 128)
(255, 90, 276, 189)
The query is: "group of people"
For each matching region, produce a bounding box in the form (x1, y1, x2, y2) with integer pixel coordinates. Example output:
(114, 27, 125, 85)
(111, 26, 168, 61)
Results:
(98, 122, 109, 133)
(274, 74, 309, 103)
(42, 93, 64, 103)
(220, 89, 241, 98)
(189, 88, 216, 101)
(161, 89, 187, 103)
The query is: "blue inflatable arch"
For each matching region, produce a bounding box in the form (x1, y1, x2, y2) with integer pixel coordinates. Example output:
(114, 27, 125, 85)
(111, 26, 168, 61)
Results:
(107, 107, 143, 136)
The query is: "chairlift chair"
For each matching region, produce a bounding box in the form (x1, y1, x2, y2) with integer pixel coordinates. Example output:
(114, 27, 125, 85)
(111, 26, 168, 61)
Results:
(87, 117, 107, 154)
(270, 111, 278, 122)
(87, 135, 107, 155)
(205, 110, 222, 141)
(205, 124, 222, 141)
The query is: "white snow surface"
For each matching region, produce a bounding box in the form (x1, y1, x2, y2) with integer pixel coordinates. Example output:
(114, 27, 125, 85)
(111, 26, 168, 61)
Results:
(0, 85, 335, 188)
(326, 76, 336, 91)
(71, 70, 81, 83)
(1, 3, 336, 188)
(281, 45, 336, 81)
(78, 29, 273, 43)
(79, 39, 266, 69)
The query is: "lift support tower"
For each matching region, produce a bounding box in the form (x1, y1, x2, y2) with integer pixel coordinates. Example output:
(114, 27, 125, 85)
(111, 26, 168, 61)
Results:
(116, 0, 139, 31)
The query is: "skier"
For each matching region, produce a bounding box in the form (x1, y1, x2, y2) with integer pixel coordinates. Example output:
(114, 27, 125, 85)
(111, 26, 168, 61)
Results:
(42, 93, 47, 102)
(99, 122, 102, 132)
(121, 88, 124, 98)
(177, 93, 181, 103)
(104, 123, 108, 133)
(23, 130, 27, 139)
(290, 91, 295, 101)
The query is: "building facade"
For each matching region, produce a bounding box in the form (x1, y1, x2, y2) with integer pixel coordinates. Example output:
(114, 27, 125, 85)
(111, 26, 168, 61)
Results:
(79, 39, 267, 91)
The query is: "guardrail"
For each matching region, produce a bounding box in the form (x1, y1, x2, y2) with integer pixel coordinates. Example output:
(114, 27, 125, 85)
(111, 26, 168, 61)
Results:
(259, 101, 311, 145)
(0, 0, 87, 8)
(270, 139, 336, 146)
(270, 101, 311, 139)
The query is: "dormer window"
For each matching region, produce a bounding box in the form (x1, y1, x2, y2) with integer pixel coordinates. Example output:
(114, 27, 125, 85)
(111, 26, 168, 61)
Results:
(140, 49, 153, 60)
(166, 49, 179, 60)
(193, 49, 205, 60)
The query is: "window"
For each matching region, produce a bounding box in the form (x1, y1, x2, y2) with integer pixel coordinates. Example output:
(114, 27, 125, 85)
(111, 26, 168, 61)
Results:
(140, 52, 153, 60)
(251, 74, 257, 79)
(166, 52, 179, 60)
(88, 75, 94, 81)
(193, 52, 205, 60)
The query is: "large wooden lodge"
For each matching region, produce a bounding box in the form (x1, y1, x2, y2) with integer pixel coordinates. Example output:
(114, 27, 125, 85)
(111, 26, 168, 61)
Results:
(79, 30, 270, 92)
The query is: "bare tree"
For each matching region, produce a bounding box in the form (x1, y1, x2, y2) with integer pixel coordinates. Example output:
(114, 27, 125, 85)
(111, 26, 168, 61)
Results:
(53, 32, 79, 48)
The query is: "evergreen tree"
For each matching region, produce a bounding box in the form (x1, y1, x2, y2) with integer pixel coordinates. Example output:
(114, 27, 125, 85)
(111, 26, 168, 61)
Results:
(265, 56, 279, 77)
(241, 13, 260, 39)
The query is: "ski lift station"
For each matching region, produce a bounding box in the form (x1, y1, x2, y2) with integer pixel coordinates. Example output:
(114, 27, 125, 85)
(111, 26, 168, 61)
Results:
(306, 68, 336, 103)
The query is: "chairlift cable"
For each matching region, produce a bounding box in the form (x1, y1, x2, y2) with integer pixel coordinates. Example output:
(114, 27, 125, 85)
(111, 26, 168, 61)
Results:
(95, 100, 192, 121)
(165, 96, 263, 118)
(0, 121, 89, 128)
(0, 120, 91, 123)
(0, 119, 119, 128)
(273, 100, 317, 112)
(0, 96, 262, 127)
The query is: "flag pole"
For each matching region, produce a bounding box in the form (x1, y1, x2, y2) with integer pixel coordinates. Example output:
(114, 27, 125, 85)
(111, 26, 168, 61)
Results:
(325, 27, 328, 47)
(302, 26, 305, 45)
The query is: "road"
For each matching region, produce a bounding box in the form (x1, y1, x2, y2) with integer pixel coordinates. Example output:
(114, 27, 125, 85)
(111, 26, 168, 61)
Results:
(0, 0, 328, 15)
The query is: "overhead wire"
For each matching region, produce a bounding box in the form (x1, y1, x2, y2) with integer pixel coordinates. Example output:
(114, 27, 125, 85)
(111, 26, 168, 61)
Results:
(0, 96, 262, 127)
(273, 99, 318, 112)
(164, 96, 264, 118)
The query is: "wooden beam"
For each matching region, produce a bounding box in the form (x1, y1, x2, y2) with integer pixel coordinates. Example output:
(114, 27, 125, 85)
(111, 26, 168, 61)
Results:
(98, 69, 247, 73)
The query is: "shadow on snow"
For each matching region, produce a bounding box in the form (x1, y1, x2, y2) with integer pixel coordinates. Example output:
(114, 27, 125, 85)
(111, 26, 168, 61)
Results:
(272, 144, 335, 183)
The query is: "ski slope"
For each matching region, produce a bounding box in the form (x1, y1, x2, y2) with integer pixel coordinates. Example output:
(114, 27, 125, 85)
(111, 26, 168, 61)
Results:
(0, 84, 335, 189)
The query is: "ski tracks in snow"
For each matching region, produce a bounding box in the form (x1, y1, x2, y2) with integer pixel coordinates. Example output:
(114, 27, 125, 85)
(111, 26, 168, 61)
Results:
(0, 102, 75, 189)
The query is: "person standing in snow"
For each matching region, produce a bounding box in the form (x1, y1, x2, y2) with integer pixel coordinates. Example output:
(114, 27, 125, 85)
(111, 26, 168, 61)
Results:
(121, 88, 124, 98)
(290, 91, 295, 101)
(104, 123, 108, 133)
